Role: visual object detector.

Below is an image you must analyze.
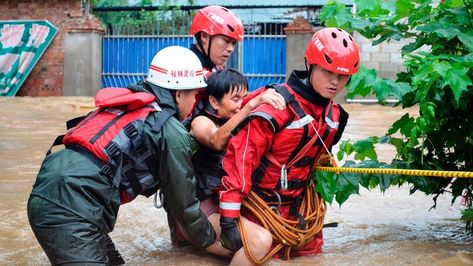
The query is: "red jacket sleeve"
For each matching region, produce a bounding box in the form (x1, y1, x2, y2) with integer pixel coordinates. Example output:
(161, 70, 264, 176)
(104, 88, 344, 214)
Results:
(218, 115, 274, 218)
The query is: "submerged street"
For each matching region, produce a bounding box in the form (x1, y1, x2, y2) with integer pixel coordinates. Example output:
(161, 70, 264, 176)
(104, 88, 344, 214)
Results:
(0, 97, 471, 265)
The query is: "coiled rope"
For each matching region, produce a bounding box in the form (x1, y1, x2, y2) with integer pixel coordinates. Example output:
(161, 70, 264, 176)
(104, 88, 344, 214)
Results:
(238, 183, 325, 265)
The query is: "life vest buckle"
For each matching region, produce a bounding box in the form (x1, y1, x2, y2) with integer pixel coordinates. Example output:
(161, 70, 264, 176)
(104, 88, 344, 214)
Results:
(101, 164, 112, 177)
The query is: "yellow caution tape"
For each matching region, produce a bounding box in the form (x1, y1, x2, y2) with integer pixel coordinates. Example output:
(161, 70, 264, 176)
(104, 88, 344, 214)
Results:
(315, 167, 473, 178)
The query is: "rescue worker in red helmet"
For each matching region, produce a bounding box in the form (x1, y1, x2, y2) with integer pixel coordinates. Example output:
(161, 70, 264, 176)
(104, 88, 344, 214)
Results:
(189, 5, 244, 78)
(183, 5, 245, 132)
(218, 28, 360, 262)
(27, 46, 218, 265)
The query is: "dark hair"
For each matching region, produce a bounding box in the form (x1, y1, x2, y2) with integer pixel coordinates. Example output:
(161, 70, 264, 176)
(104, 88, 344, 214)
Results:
(205, 68, 248, 101)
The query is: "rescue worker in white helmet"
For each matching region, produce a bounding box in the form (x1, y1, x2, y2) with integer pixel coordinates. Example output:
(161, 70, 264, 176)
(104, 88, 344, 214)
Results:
(27, 46, 219, 265)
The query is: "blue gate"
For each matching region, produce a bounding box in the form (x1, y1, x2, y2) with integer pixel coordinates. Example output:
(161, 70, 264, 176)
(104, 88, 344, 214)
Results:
(102, 35, 286, 91)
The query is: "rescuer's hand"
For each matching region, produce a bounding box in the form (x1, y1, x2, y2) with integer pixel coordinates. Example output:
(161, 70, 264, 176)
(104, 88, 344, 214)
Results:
(220, 216, 243, 252)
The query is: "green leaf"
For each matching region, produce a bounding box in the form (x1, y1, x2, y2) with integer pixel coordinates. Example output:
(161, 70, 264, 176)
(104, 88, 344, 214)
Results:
(412, 62, 434, 87)
(372, 78, 392, 102)
(441, 64, 473, 103)
(395, 0, 415, 19)
(320, 3, 342, 26)
(351, 18, 374, 29)
(379, 136, 391, 144)
(353, 138, 378, 160)
(461, 208, 473, 222)
(335, 173, 360, 205)
(373, 32, 396, 46)
(426, 102, 436, 118)
(432, 61, 453, 78)
(402, 37, 428, 54)
(337, 140, 353, 161)
(458, 31, 473, 52)
(355, 0, 378, 12)
(314, 171, 337, 204)
(387, 113, 414, 136)
(389, 80, 412, 100)
(445, 0, 467, 8)
(416, 22, 460, 40)
(416, 117, 428, 131)
(376, 174, 395, 192)
(388, 137, 404, 155)
(346, 66, 366, 95)
(320, 2, 353, 28)
(358, 172, 372, 188)
(452, 53, 473, 67)
(347, 67, 373, 98)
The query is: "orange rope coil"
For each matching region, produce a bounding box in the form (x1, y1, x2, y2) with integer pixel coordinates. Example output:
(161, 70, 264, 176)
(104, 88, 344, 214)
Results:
(238, 183, 325, 265)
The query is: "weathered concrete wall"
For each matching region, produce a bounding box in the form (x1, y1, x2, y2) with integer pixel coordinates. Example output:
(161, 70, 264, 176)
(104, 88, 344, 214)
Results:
(0, 0, 103, 96)
(63, 32, 102, 96)
(284, 17, 316, 79)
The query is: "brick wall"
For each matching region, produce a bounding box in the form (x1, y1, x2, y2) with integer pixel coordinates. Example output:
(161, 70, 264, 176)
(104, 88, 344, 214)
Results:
(0, 0, 103, 96)
(354, 33, 408, 79)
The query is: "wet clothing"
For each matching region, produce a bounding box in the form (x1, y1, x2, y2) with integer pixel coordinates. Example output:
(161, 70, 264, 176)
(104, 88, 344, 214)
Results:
(219, 70, 348, 256)
(27, 81, 216, 265)
(200, 197, 220, 217)
(191, 101, 228, 200)
(174, 101, 227, 245)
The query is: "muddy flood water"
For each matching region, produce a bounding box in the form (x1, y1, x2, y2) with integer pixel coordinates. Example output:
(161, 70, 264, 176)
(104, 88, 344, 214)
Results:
(0, 97, 472, 265)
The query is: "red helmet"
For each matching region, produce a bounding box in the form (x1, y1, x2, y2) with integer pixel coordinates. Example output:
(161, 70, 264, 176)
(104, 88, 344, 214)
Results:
(190, 5, 244, 41)
(305, 28, 360, 74)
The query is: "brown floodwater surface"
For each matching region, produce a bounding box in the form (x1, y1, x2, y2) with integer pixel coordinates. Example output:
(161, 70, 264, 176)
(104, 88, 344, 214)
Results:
(0, 97, 472, 265)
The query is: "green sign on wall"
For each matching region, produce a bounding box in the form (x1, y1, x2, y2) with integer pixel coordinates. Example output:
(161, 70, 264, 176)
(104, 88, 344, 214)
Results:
(0, 20, 58, 97)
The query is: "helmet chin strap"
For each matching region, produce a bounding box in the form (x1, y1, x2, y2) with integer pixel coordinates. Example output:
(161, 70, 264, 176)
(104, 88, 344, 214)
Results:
(207, 36, 213, 64)
(304, 57, 314, 88)
(196, 33, 213, 65)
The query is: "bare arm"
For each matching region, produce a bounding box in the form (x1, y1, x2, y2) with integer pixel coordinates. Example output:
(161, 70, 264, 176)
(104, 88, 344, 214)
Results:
(190, 88, 286, 151)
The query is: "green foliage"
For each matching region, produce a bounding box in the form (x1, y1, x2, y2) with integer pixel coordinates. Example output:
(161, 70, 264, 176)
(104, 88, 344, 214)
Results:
(315, 0, 473, 233)
(91, 0, 195, 34)
(462, 208, 473, 222)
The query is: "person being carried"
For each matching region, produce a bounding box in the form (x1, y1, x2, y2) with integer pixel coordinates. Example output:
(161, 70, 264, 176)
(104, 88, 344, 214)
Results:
(27, 46, 218, 265)
(218, 28, 360, 263)
(188, 68, 286, 262)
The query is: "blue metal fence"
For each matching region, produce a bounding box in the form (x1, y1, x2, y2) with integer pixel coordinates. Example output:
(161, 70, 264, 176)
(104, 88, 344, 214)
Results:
(102, 35, 286, 91)
(242, 35, 286, 90)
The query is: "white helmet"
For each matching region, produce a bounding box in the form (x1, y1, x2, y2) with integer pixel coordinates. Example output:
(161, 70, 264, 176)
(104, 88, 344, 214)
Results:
(146, 46, 207, 90)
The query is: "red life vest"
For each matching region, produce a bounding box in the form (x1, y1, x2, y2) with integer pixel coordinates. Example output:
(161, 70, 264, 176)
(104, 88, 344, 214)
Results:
(239, 84, 343, 200)
(52, 87, 173, 204)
